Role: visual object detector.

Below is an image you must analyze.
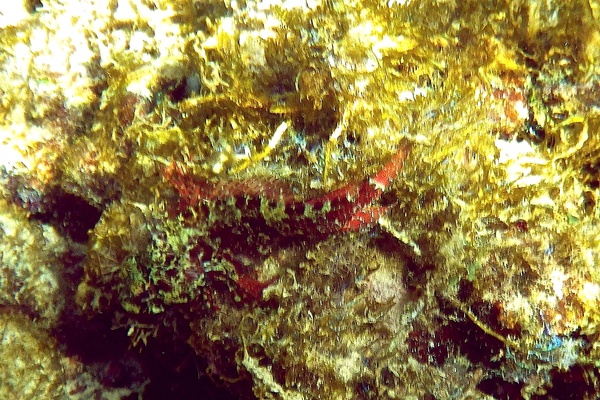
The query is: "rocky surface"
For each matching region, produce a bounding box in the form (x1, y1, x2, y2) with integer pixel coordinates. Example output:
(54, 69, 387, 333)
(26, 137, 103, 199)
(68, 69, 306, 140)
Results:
(2, 0, 600, 398)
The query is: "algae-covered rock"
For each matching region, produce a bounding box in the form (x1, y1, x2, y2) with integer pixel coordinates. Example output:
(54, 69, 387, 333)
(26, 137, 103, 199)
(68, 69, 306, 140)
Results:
(0, 200, 67, 328)
(2, 0, 600, 398)
(0, 313, 65, 399)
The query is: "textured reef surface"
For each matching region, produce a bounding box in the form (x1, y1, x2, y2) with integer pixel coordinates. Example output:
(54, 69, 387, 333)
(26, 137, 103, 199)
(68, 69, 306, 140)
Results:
(2, 0, 600, 398)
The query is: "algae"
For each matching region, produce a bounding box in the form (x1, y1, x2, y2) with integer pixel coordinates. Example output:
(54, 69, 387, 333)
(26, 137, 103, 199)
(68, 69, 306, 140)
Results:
(2, 0, 600, 398)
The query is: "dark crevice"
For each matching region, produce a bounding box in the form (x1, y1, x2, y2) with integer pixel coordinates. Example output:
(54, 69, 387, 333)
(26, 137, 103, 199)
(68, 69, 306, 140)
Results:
(534, 365, 600, 400)
(477, 377, 523, 400)
(28, 189, 103, 243)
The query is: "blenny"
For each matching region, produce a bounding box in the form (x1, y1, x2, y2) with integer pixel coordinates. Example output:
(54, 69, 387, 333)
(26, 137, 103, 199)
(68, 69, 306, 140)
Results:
(164, 141, 411, 238)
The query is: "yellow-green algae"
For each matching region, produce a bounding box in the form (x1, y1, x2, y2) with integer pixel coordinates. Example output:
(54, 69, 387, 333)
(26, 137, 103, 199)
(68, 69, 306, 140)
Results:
(2, 0, 600, 398)
(0, 312, 65, 398)
(0, 199, 67, 327)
